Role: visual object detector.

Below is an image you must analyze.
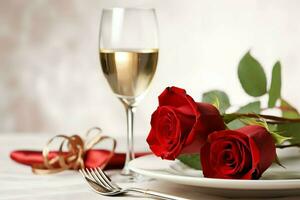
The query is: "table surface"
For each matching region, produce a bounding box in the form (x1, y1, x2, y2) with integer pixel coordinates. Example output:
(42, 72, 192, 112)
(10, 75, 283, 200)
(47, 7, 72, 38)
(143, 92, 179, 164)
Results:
(1, 133, 300, 200)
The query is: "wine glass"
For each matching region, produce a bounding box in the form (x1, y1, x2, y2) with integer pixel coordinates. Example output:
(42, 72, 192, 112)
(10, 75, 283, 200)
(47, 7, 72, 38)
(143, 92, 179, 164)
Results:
(99, 8, 159, 180)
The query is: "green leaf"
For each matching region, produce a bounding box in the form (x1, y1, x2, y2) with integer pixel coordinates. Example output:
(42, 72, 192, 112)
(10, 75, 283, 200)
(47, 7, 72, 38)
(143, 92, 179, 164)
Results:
(268, 61, 282, 107)
(240, 117, 290, 145)
(239, 118, 264, 126)
(177, 154, 202, 170)
(226, 101, 261, 129)
(280, 99, 300, 119)
(276, 122, 300, 144)
(237, 101, 261, 114)
(238, 51, 267, 97)
(269, 131, 291, 145)
(222, 113, 238, 124)
(202, 90, 230, 114)
(227, 120, 244, 129)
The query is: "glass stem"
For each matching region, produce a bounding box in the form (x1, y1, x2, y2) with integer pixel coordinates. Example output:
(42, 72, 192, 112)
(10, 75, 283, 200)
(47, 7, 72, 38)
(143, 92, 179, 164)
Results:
(122, 104, 136, 175)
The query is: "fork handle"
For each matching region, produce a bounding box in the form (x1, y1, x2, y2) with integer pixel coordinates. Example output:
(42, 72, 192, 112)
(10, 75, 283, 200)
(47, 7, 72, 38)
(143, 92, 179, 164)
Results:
(128, 188, 188, 200)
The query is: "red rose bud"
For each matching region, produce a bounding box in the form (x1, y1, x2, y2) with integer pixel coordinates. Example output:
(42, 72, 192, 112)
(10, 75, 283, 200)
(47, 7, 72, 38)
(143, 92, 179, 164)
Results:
(147, 86, 225, 160)
(201, 125, 276, 179)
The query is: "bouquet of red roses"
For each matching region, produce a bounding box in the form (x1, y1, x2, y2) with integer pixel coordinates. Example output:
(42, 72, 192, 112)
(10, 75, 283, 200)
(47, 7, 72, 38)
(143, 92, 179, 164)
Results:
(146, 52, 300, 180)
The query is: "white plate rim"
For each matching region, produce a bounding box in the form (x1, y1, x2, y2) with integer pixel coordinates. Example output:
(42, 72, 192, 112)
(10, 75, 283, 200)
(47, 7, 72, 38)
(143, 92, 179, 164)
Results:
(128, 154, 300, 190)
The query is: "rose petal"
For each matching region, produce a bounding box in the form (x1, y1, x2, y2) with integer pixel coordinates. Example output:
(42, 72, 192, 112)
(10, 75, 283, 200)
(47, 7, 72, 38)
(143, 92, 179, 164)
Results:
(200, 126, 276, 179)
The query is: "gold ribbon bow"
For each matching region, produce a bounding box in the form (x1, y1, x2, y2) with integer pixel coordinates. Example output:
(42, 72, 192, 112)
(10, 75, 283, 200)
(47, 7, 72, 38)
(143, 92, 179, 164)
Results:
(32, 127, 116, 174)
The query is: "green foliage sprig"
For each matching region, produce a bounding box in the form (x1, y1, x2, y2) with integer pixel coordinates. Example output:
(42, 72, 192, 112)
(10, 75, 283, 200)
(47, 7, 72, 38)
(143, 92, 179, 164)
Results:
(205, 51, 300, 146)
(179, 51, 300, 169)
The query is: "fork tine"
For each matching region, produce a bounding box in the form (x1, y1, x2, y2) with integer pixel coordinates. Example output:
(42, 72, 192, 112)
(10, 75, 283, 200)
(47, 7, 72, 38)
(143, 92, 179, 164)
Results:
(84, 168, 94, 180)
(80, 168, 91, 179)
(88, 169, 106, 186)
(80, 169, 99, 185)
(79, 169, 85, 178)
(86, 169, 107, 188)
(88, 169, 102, 183)
(96, 167, 112, 181)
(94, 168, 119, 190)
(96, 167, 120, 189)
(84, 168, 112, 191)
(89, 168, 114, 190)
(79, 169, 113, 194)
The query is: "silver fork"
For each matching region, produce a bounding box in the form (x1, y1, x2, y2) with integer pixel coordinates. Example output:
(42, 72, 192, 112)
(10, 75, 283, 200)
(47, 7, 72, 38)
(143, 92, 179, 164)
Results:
(79, 167, 188, 200)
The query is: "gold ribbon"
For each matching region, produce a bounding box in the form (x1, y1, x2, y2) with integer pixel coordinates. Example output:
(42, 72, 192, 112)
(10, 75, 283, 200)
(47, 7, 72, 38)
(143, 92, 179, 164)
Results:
(32, 127, 116, 174)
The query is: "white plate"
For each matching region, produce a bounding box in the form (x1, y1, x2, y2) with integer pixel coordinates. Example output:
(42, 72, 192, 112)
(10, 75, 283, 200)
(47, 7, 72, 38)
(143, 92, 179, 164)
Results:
(128, 154, 300, 197)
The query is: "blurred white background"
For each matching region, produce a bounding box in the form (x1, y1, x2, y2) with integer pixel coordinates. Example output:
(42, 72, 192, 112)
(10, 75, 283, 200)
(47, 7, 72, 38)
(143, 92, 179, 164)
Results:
(1, 0, 300, 139)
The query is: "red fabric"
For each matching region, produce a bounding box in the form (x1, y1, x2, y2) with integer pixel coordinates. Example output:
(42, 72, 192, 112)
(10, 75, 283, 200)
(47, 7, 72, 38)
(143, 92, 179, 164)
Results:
(10, 150, 150, 170)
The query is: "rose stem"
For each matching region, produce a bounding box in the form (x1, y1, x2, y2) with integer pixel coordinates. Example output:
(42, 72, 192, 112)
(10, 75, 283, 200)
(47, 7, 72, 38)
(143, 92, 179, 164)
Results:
(276, 143, 300, 149)
(226, 113, 300, 123)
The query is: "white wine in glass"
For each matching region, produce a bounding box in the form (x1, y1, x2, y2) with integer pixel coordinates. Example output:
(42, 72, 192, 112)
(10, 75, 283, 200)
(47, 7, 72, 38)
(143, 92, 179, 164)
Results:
(100, 49, 158, 104)
(99, 8, 159, 181)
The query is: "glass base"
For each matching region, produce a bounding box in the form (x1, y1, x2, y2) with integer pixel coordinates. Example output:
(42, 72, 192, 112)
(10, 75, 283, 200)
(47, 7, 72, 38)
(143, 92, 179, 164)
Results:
(106, 170, 154, 183)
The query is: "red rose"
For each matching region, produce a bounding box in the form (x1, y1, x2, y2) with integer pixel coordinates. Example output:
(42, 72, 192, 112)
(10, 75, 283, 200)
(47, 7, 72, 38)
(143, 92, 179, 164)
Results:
(147, 86, 225, 160)
(201, 125, 276, 179)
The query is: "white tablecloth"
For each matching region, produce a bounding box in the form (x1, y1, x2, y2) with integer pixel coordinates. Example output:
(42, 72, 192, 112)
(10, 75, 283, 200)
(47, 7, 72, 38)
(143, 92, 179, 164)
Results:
(0, 133, 299, 200)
